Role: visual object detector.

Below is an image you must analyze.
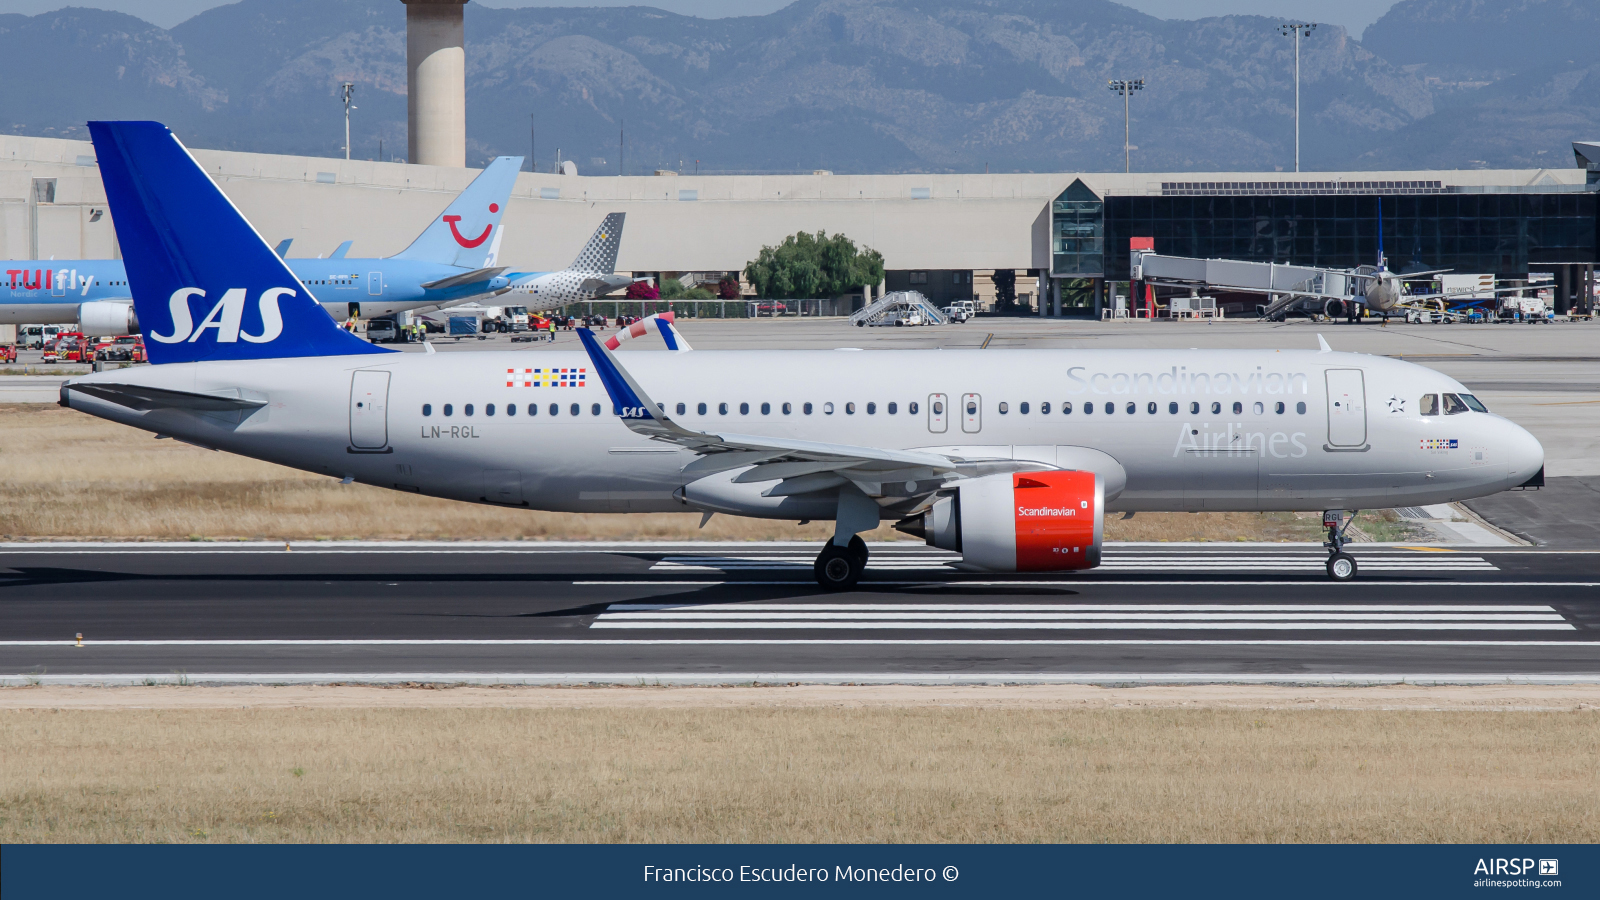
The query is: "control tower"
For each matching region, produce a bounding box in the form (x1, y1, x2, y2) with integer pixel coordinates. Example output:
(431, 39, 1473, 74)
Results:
(403, 0, 468, 167)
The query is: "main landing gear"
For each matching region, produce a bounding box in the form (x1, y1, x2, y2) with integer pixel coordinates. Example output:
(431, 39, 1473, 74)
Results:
(1323, 509, 1359, 581)
(814, 535, 869, 591)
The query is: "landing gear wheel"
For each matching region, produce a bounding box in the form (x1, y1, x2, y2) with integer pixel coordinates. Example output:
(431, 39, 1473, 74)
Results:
(1326, 552, 1357, 582)
(847, 534, 869, 567)
(815, 543, 863, 592)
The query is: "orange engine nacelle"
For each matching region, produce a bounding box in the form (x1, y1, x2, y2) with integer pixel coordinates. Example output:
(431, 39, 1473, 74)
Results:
(895, 470, 1104, 572)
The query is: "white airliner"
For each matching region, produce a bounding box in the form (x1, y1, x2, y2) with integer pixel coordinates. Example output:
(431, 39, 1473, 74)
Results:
(61, 122, 1545, 588)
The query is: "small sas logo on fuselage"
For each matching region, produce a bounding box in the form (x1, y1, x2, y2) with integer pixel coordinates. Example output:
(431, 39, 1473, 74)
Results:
(1421, 438, 1458, 450)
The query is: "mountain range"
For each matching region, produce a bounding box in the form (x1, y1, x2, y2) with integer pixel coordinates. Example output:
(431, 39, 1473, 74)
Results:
(0, 0, 1593, 173)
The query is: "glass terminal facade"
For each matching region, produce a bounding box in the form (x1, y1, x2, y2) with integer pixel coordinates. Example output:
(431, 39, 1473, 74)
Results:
(1102, 192, 1598, 280)
(1051, 179, 1104, 278)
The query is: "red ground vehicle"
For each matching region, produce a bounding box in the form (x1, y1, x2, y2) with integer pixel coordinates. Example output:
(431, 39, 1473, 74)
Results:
(41, 332, 92, 363)
(0, 344, 15, 363)
(94, 334, 147, 362)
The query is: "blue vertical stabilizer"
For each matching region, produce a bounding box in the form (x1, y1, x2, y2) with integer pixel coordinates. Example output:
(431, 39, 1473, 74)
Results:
(391, 156, 523, 268)
(88, 120, 391, 364)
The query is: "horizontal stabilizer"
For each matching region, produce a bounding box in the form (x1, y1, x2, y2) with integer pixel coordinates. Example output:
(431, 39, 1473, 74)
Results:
(420, 266, 508, 292)
(65, 382, 267, 412)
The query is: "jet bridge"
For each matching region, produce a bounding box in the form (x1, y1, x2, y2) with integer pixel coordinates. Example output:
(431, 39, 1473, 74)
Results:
(1132, 251, 1359, 319)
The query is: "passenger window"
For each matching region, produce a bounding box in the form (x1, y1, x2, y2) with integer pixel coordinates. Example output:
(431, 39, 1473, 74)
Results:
(1461, 394, 1488, 412)
(698, 402, 707, 415)
(783, 402, 792, 415)
(1019, 402, 1029, 415)
(465, 404, 474, 416)
(676, 402, 686, 415)
(804, 402, 814, 415)
(570, 403, 580, 416)
(1274, 401, 1284, 414)
(998, 402, 1009, 414)
(909, 401, 918, 415)
(1147, 402, 1156, 414)
(549, 403, 558, 416)
(1232, 401, 1242, 415)
(1296, 401, 1306, 414)
(824, 402, 834, 414)
(1210, 402, 1220, 414)
(1041, 402, 1051, 414)
(739, 402, 749, 415)
(443, 404, 454, 417)
(719, 403, 728, 415)
(1253, 402, 1263, 415)
(591, 403, 601, 416)
(1419, 394, 1439, 416)
(846, 402, 856, 415)
(422, 404, 432, 416)
(486, 403, 496, 416)
(1124, 402, 1134, 414)
(1443, 393, 1468, 415)
(761, 402, 771, 415)
(528, 404, 537, 416)
(507, 404, 516, 417)
(866, 402, 876, 414)
(1190, 402, 1200, 414)
(1084, 402, 1094, 415)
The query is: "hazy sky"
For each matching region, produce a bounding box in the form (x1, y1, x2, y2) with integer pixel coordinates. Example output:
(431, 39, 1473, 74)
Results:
(0, 0, 1399, 37)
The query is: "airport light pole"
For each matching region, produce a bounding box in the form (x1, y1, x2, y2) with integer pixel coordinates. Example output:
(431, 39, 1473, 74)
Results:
(1279, 22, 1316, 172)
(1107, 78, 1143, 173)
(341, 82, 356, 161)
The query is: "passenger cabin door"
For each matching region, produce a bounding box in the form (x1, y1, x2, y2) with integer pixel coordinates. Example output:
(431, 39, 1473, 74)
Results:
(349, 370, 391, 449)
(368, 271, 383, 296)
(1324, 369, 1367, 447)
(927, 393, 948, 433)
(961, 393, 982, 433)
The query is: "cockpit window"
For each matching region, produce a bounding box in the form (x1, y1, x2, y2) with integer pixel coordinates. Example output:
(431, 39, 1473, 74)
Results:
(1460, 394, 1488, 413)
(1419, 394, 1438, 416)
(1442, 393, 1469, 415)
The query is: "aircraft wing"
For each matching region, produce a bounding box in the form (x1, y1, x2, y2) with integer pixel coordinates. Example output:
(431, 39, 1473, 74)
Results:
(575, 328, 1036, 500)
(64, 382, 268, 412)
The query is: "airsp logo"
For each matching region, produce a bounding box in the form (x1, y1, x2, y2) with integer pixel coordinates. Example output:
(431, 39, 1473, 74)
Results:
(152, 287, 292, 344)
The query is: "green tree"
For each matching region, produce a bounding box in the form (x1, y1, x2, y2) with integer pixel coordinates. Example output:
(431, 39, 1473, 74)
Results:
(743, 231, 885, 299)
(993, 269, 1017, 310)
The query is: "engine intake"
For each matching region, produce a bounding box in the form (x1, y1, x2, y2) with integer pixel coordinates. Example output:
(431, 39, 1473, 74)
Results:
(895, 470, 1103, 572)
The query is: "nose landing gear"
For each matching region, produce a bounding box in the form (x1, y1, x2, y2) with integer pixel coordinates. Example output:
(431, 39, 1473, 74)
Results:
(1323, 510, 1359, 581)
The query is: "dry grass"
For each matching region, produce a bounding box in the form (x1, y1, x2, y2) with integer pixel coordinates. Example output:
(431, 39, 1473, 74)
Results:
(1, 704, 1595, 843)
(1, 404, 1321, 543)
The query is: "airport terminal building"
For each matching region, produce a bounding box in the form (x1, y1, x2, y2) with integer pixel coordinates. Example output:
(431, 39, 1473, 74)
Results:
(1, 134, 1596, 320)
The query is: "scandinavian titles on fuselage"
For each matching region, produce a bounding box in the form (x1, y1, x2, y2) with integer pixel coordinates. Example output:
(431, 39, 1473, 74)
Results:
(1065, 365, 1310, 396)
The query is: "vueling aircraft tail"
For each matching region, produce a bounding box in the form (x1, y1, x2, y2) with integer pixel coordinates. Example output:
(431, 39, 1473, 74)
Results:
(571, 212, 625, 274)
(392, 156, 523, 268)
(88, 120, 390, 364)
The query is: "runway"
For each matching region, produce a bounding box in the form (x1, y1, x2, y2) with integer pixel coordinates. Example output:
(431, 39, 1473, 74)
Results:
(2, 542, 1598, 685)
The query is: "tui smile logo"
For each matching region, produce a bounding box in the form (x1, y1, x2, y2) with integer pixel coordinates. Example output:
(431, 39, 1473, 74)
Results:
(443, 202, 498, 248)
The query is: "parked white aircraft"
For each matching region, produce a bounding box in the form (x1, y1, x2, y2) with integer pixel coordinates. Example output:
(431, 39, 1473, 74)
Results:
(61, 122, 1545, 588)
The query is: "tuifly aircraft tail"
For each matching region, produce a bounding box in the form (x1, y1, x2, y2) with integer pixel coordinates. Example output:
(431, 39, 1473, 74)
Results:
(570, 212, 625, 274)
(88, 120, 391, 364)
(392, 156, 523, 268)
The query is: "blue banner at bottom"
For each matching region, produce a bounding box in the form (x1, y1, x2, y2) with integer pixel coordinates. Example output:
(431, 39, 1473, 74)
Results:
(3, 843, 1594, 898)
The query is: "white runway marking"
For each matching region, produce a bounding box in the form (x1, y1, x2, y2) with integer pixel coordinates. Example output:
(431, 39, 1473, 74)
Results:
(590, 600, 1571, 632)
(648, 553, 1501, 573)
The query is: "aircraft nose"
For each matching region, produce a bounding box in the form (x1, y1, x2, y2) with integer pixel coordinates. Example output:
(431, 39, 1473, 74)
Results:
(1503, 419, 1544, 488)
